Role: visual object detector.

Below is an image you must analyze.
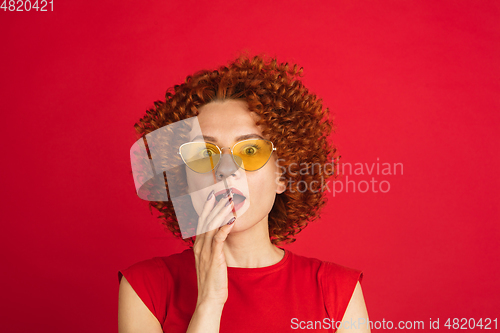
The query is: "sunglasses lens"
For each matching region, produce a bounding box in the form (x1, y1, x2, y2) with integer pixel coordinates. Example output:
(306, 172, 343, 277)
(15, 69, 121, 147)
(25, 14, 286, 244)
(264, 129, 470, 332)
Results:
(233, 139, 274, 171)
(180, 142, 220, 173)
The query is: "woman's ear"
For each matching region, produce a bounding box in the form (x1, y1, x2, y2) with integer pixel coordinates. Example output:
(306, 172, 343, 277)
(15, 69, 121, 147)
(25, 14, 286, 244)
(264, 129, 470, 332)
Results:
(276, 177, 286, 194)
(275, 159, 287, 194)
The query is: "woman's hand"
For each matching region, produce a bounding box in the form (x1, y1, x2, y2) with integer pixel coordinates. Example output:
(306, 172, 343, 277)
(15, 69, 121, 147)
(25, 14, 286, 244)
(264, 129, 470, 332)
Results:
(186, 189, 236, 333)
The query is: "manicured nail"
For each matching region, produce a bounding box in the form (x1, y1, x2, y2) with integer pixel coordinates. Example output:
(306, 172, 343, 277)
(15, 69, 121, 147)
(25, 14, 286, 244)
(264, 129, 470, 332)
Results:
(222, 189, 232, 198)
(207, 190, 214, 201)
(227, 217, 236, 225)
(225, 197, 233, 206)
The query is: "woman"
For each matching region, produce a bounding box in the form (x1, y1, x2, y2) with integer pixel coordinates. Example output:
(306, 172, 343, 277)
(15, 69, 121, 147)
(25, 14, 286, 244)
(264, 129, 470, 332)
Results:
(118, 55, 370, 332)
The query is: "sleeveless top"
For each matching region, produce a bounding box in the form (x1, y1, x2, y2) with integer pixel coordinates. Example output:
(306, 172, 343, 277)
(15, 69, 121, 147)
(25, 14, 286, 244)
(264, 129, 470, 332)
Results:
(118, 248, 363, 332)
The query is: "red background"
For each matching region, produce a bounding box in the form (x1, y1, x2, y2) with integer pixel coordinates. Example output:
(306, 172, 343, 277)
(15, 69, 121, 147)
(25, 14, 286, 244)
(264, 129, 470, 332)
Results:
(1, 1, 498, 332)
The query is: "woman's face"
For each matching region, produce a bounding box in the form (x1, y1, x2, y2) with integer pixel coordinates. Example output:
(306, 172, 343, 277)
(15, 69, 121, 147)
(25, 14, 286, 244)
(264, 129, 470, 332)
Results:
(186, 99, 285, 234)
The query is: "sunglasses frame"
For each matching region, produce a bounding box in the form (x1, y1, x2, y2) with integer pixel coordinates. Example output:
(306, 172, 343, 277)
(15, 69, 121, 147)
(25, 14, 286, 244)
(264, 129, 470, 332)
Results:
(178, 138, 277, 173)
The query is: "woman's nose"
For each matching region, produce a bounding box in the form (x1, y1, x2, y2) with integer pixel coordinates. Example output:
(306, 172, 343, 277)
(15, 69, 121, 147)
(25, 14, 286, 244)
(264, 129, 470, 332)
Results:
(215, 149, 239, 179)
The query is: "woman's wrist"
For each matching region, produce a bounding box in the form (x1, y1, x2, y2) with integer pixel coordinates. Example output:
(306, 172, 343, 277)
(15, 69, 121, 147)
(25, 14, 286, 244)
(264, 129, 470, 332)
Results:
(186, 302, 225, 333)
(195, 299, 225, 314)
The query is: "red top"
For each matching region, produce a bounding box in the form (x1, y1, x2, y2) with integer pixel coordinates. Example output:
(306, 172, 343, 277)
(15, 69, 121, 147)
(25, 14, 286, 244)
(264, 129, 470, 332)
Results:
(118, 248, 363, 332)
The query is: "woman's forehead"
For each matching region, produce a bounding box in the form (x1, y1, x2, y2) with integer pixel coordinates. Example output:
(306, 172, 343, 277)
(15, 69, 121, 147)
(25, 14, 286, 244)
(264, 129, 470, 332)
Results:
(189, 133, 267, 144)
(197, 100, 260, 121)
(192, 100, 265, 141)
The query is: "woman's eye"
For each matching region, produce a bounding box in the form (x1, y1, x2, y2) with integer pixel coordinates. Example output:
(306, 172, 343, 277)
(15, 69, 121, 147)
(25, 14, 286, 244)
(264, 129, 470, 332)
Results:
(200, 148, 217, 157)
(243, 145, 259, 155)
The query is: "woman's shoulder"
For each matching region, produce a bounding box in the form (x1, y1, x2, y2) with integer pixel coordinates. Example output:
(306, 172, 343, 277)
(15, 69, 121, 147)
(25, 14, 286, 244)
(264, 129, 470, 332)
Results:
(118, 249, 194, 282)
(287, 250, 364, 323)
(286, 249, 363, 283)
(155, 248, 195, 273)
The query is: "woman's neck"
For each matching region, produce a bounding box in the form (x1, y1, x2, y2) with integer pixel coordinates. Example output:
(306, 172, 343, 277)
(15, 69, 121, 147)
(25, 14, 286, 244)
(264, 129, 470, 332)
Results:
(222, 217, 285, 268)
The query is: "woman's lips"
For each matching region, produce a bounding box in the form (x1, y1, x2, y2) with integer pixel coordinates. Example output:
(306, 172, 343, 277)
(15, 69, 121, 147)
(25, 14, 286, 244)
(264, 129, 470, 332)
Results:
(213, 187, 247, 212)
(231, 194, 246, 212)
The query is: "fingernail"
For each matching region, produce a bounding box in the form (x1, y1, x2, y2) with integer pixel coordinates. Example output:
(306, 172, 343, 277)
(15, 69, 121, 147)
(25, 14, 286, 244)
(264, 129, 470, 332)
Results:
(225, 197, 233, 206)
(207, 190, 214, 201)
(222, 189, 232, 198)
(227, 217, 236, 225)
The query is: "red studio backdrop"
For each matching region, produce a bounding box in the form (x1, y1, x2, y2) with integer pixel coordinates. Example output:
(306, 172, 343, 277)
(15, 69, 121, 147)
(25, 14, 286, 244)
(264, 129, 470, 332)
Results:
(1, 1, 498, 332)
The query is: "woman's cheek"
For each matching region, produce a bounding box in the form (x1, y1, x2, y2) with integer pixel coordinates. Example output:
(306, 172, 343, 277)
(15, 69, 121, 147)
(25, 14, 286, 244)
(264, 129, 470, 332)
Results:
(186, 172, 206, 216)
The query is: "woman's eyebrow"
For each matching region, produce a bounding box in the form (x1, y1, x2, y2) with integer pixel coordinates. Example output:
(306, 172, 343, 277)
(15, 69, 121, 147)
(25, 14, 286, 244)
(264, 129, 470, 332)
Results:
(191, 134, 265, 142)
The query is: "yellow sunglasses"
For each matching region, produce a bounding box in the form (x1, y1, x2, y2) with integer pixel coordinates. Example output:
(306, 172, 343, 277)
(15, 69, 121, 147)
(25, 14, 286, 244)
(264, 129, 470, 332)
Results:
(178, 139, 276, 173)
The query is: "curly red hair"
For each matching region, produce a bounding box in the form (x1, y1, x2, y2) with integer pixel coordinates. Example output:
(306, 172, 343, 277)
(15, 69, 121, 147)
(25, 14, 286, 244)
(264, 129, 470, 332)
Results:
(133, 54, 339, 247)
